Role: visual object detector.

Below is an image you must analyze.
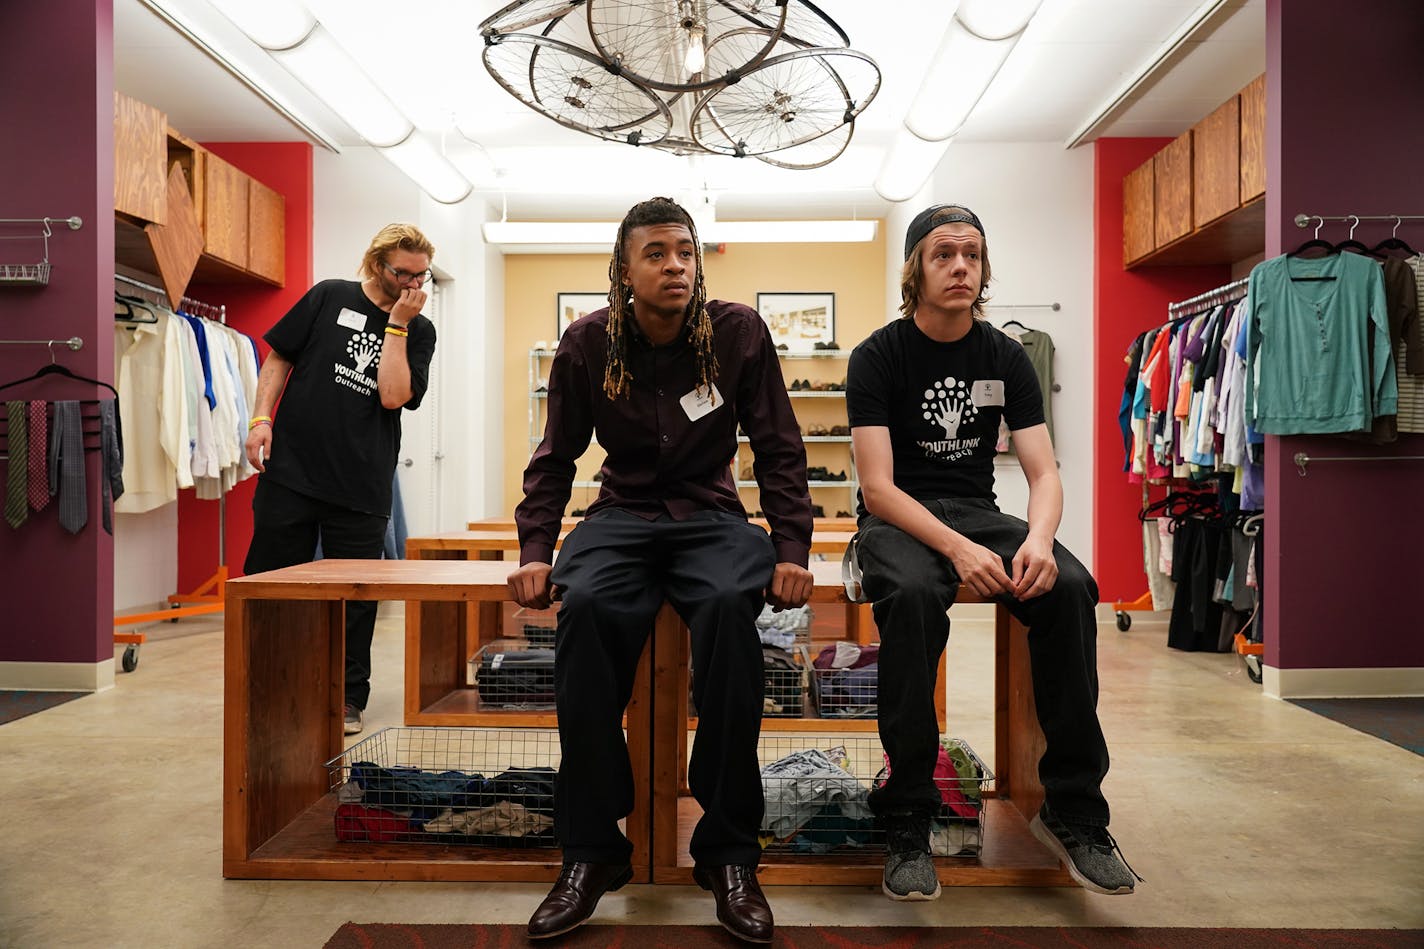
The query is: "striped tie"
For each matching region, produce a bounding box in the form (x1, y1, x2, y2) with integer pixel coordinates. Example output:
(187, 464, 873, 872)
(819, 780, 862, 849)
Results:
(28, 400, 49, 510)
(4, 401, 26, 528)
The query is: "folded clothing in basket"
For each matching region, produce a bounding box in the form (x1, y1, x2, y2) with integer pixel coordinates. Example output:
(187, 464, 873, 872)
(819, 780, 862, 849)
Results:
(475, 648, 555, 704)
(817, 664, 878, 715)
(812, 642, 879, 670)
(760, 747, 872, 840)
(762, 645, 804, 716)
(350, 762, 557, 823)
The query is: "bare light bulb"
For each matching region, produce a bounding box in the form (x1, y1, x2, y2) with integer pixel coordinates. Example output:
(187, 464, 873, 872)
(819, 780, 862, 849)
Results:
(684, 26, 706, 76)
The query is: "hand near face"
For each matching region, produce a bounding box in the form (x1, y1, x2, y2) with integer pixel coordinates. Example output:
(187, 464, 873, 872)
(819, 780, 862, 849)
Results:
(390, 287, 426, 326)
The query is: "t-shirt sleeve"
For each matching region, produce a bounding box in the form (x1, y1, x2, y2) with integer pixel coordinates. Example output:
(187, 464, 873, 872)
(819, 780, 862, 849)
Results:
(1002, 337, 1045, 431)
(263, 281, 327, 360)
(403, 317, 436, 411)
(846, 334, 892, 428)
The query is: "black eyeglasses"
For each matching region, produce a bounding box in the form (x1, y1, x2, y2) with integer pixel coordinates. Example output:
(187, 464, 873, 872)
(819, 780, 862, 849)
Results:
(383, 263, 433, 285)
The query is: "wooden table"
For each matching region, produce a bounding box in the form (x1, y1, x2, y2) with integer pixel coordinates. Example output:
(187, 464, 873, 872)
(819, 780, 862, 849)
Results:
(225, 557, 1071, 886)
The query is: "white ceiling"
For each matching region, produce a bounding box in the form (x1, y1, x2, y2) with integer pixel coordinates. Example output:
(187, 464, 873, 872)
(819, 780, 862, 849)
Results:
(113, 0, 1265, 221)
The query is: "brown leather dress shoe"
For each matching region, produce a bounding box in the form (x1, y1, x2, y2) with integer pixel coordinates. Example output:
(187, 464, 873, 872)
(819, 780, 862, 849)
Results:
(527, 861, 633, 940)
(692, 863, 774, 944)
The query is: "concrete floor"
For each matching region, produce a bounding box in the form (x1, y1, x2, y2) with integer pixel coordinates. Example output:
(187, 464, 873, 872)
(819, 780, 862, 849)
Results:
(1, 606, 1421, 949)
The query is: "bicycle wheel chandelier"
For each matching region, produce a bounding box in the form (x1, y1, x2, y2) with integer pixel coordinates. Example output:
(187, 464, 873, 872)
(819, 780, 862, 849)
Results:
(479, 1, 881, 169)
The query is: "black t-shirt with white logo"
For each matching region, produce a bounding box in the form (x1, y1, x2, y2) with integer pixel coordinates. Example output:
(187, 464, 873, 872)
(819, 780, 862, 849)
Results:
(846, 317, 1041, 507)
(262, 279, 435, 515)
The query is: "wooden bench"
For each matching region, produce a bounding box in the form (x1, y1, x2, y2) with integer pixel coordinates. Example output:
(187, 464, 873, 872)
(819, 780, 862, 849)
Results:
(224, 558, 1070, 886)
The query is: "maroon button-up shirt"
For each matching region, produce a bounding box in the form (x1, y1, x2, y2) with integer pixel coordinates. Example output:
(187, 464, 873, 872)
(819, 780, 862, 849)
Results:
(516, 300, 812, 567)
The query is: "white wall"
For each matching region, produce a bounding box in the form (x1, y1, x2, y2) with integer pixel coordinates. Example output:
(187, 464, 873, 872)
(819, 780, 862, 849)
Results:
(113, 507, 178, 611)
(881, 142, 1096, 565)
(313, 146, 504, 534)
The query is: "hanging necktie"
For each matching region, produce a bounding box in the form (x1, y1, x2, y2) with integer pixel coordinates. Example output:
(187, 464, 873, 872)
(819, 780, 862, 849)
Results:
(27, 400, 49, 511)
(98, 398, 124, 534)
(4, 401, 27, 528)
(48, 400, 87, 534)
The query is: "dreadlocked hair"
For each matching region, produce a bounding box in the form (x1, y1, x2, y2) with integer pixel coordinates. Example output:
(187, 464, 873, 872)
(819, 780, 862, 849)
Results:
(603, 196, 718, 402)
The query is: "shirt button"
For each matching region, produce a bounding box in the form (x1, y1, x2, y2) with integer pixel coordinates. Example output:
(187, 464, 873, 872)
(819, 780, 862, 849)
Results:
(661, 434, 669, 442)
(658, 389, 665, 396)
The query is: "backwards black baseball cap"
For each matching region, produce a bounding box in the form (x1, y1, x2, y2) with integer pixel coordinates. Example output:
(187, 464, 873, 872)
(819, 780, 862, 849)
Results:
(904, 204, 984, 260)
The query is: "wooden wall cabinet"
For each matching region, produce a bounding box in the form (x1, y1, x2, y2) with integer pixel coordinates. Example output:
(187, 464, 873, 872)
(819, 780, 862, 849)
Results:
(202, 151, 250, 271)
(1122, 159, 1156, 266)
(1192, 95, 1241, 229)
(246, 177, 286, 285)
(1239, 74, 1266, 203)
(114, 92, 167, 226)
(1123, 74, 1266, 268)
(1153, 130, 1193, 247)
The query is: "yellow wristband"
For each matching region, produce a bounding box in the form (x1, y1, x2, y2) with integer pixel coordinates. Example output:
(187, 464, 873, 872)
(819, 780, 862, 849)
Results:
(248, 416, 272, 431)
(384, 325, 408, 338)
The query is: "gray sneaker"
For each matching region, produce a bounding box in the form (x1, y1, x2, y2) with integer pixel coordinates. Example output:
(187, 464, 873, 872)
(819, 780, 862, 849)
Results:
(343, 704, 363, 735)
(881, 816, 941, 901)
(1029, 804, 1141, 895)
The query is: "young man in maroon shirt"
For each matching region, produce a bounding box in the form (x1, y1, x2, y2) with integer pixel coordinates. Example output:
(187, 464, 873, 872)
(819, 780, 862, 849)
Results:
(511, 197, 813, 943)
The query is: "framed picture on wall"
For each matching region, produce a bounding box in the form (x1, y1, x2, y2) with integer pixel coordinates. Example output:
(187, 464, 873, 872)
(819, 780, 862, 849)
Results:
(756, 292, 836, 352)
(556, 292, 607, 339)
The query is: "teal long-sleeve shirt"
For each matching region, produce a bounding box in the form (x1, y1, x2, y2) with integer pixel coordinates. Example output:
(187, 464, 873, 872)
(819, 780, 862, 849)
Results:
(1245, 252, 1395, 435)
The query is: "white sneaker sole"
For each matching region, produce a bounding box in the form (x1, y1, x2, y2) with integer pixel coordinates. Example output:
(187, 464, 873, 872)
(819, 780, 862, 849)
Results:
(1029, 815, 1134, 896)
(882, 880, 942, 901)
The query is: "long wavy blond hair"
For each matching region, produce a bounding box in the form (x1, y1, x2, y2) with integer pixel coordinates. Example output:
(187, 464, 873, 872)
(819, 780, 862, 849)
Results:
(359, 223, 435, 279)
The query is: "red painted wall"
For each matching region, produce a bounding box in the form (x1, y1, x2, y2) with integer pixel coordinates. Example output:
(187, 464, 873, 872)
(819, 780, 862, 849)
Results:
(0, 0, 115, 664)
(1090, 139, 1227, 603)
(177, 142, 313, 590)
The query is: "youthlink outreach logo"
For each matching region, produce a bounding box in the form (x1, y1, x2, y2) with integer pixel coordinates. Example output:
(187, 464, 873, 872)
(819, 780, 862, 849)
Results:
(921, 375, 978, 439)
(347, 331, 382, 374)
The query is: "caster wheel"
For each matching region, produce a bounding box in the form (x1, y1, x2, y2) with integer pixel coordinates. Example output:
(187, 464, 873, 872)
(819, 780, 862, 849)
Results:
(1244, 654, 1263, 684)
(1115, 611, 1131, 631)
(169, 604, 180, 623)
(122, 644, 139, 673)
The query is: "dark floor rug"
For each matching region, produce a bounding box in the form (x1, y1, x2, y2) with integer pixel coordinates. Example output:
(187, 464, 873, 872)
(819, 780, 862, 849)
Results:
(1289, 697, 1424, 756)
(0, 690, 82, 726)
(324, 923, 1424, 949)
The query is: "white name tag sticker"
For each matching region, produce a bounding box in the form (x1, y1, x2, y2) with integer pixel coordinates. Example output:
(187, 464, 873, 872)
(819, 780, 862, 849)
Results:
(971, 379, 1005, 407)
(680, 383, 724, 422)
(336, 307, 367, 331)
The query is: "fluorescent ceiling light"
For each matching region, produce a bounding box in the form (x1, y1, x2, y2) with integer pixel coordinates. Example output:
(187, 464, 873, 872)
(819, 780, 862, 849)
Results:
(955, 0, 1044, 40)
(904, 19, 1020, 142)
(208, 0, 315, 50)
(874, 127, 952, 203)
(271, 25, 412, 146)
(380, 134, 473, 205)
(482, 220, 877, 247)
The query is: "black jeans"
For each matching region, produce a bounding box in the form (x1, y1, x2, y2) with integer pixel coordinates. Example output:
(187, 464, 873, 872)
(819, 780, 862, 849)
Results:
(549, 510, 775, 866)
(856, 499, 1111, 826)
(243, 477, 388, 711)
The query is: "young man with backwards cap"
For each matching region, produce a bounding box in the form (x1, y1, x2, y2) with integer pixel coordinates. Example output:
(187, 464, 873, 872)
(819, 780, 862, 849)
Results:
(845, 205, 1139, 900)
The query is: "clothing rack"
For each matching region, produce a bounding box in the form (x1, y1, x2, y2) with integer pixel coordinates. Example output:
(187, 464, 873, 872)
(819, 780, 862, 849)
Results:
(0, 337, 84, 351)
(114, 273, 227, 322)
(1168, 277, 1249, 315)
(111, 275, 233, 669)
(1292, 452, 1424, 476)
(1293, 212, 1424, 231)
(991, 302, 1062, 311)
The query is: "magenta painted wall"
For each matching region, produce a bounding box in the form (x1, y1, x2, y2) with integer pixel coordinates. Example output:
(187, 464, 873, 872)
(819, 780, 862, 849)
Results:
(0, 0, 116, 666)
(1263, 0, 1424, 671)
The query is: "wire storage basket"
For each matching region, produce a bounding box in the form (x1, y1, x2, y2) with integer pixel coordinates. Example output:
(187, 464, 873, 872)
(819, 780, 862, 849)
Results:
(326, 726, 560, 847)
(468, 639, 556, 710)
(757, 736, 991, 857)
(806, 641, 880, 719)
(0, 262, 51, 286)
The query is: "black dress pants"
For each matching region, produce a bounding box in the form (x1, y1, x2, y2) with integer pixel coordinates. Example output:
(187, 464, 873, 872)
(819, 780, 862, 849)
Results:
(549, 509, 775, 866)
(243, 477, 388, 711)
(855, 498, 1112, 827)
